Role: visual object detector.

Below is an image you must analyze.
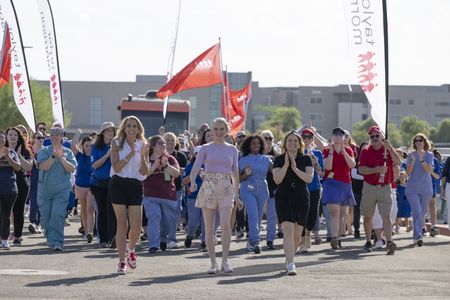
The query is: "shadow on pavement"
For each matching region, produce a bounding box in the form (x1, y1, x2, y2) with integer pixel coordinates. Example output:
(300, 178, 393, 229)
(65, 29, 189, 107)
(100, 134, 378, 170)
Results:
(25, 274, 120, 287)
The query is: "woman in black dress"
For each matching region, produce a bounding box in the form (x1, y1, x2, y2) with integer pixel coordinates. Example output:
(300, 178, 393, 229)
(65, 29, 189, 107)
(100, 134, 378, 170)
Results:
(272, 130, 314, 275)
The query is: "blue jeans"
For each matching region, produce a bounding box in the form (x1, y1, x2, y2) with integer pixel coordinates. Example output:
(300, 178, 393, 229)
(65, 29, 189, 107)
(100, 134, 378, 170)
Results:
(38, 188, 70, 248)
(266, 197, 277, 242)
(322, 205, 332, 239)
(240, 180, 269, 244)
(186, 197, 205, 242)
(406, 190, 432, 241)
(143, 197, 178, 248)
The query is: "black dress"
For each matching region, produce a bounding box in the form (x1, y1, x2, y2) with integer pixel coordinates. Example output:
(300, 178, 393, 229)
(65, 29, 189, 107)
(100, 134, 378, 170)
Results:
(273, 152, 312, 225)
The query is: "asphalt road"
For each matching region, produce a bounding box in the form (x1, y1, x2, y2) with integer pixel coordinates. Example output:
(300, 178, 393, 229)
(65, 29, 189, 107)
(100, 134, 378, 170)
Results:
(1, 216, 449, 300)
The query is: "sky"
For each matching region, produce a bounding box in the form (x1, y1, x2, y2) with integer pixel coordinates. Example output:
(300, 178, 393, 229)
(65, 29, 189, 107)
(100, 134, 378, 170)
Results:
(11, 0, 450, 87)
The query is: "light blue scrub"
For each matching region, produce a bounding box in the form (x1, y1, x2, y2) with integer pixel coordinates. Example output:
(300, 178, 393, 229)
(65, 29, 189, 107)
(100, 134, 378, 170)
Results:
(239, 154, 271, 244)
(37, 146, 76, 248)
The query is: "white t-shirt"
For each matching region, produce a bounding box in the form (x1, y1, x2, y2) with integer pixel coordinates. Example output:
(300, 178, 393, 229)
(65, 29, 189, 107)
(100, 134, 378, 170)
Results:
(110, 139, 146, 181)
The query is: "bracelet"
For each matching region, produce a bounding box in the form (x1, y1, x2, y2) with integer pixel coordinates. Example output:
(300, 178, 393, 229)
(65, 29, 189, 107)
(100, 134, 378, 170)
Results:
(124, 157, 129, 163)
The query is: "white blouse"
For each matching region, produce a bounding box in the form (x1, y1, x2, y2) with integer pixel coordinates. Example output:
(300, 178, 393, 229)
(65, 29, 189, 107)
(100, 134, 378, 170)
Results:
(110, 139, 146, 181)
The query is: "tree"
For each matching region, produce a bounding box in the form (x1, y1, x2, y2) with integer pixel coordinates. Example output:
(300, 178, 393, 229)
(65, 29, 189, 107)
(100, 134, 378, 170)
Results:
(399, 116, 431, 146)
(351, 118, 402, 147)
(257, 106, 301, 140)
(434, 118, 450, 142)
(0, 80, 71, 132)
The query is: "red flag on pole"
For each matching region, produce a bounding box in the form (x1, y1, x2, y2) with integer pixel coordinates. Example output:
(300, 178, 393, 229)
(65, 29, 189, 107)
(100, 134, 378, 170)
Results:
(222, 80, 251, 135)
(157, 43, 222, 99)
(0, 22, 11, 88)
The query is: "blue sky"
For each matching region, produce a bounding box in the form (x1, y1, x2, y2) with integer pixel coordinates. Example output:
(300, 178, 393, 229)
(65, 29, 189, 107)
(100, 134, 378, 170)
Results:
(14, 0, 450, 87)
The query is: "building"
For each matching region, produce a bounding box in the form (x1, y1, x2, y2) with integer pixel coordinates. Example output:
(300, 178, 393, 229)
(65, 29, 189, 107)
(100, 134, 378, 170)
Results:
(40, 75, 450, 136)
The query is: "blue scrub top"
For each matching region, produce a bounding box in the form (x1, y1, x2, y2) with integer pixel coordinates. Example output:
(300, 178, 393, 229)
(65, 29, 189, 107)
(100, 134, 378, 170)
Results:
(90, 144, 111, 184)
(305, 149, 324, 192)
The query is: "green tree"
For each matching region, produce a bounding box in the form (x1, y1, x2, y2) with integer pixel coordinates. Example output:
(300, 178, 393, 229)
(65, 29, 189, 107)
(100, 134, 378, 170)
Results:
(0, 80, 71, 132)
(351, 118, 402, 147)
(399, 116, 431, 146)
(434, 118, 450, 142)
(258, 106, 301, 134)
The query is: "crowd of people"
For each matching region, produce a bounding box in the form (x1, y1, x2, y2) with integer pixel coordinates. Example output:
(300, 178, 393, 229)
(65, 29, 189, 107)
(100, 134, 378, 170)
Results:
(0, 117, 449, 276)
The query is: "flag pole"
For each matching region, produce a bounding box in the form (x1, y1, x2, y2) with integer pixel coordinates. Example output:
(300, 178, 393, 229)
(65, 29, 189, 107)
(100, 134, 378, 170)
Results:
(382, 0, 389, 140)
(243, 71, 251, 131)
(218, 37, 227, 121)
(162, 0, 182, 127)
(45, 0, 65, 126)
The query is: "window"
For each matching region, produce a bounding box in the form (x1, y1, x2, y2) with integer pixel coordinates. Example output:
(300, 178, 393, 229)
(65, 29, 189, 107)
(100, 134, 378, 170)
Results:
(209, 86, 222, 123)
(389, 99, 401, 105)
(188, 96, 197, 128)
(362, 113, 368, 120)
(310, 98, 323, 104)
(89, 97, 102, 126)
(309, 113, 323, 121)
(312, 90, 321, 95)
(408, 99, 414, 105)
(435, 114, 450, 118)
(435, 102, 450, 106)
(389, 115, 402, 123)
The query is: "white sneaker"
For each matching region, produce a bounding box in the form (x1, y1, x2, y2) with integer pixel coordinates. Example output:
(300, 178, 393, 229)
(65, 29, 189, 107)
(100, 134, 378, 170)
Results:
(207, 264, 218, 274)
(286, 262, 297, 275)
(221, 260, 234, 273)
(374, 240, 385, 249)
(298, 244, 308, 253)
(167, 241, 178, 249)
(1, 240, 10, 250)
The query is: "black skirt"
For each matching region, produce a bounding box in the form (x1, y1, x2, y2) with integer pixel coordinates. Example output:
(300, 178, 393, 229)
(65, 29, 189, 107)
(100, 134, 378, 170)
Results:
(109, 175, 143, 206)
(275, 183, 310, 226)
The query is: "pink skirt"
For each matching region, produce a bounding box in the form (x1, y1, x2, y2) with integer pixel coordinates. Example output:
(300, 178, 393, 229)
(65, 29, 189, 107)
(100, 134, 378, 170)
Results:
(195, 173, 234, 209)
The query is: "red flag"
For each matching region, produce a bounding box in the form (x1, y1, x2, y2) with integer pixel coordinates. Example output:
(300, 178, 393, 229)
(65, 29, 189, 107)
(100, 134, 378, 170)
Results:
(0, 22, 11, 88)
(222, 80, 251, 135)
(157, 43, 222, 99)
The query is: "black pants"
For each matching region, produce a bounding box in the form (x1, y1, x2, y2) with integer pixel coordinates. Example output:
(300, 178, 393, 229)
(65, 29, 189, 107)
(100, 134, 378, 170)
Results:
(0, 194, 17, 240)
(305, 189, 321, 233)
(353, 193, 362, 232)
(13, 178, 30, 238)
(91, 183, 116, 244)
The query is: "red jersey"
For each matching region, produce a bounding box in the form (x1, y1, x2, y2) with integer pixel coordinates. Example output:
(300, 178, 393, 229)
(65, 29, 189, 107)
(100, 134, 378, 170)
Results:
(323, 146, 354, 184)
(358, 144, 394, 186)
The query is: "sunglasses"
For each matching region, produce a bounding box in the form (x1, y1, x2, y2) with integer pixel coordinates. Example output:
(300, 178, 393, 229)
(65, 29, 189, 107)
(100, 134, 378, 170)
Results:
(414, 139, 424, 143)
(264, 136, 273, 141)
(38, 127, 46, 131)
(35, 136, 44, 140)
(301, 135, 313, 139)
(237, 135, 246, 139)
(370, 134, 380, 139)
(126, 124, 137, 128)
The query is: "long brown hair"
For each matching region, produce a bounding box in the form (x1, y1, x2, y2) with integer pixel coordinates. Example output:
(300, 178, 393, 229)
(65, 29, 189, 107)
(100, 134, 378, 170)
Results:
(148, 135, 166, 159)
(5, 127, 32, 157)
(281, 130, 305, 154)
(411, 133, 431, 151)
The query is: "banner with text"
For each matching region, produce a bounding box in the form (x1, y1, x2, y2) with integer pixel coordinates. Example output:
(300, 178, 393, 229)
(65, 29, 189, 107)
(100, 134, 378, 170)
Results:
(36, 0, 64, 126)
(0, 0, 36, 131)
(343, 0, 387, 133)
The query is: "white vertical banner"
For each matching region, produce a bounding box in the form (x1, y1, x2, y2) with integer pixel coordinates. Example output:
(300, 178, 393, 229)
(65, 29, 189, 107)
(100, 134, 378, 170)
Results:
(0, 0, 36, 131)
(343, 0, 387, 133)
(36, 0, 64, 126)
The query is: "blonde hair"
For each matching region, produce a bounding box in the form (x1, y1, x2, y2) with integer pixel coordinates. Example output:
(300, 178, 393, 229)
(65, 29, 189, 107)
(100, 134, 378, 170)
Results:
(163, 132, 179, 148)
(116, 116, 146, 149)
(213, 117, 229, 132)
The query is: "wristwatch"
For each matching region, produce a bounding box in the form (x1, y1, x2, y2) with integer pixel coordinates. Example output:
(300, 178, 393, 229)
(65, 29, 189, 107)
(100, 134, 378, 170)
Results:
(51, 155, 55, 159)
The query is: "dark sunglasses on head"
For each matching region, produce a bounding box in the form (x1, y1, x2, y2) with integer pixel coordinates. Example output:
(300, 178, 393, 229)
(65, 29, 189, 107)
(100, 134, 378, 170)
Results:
(414, 139, 424, 143)
(370, 134, 380, 139)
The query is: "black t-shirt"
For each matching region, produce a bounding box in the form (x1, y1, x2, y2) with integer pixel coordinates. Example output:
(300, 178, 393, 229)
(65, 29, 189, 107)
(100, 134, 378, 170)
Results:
(266, 150, 278, 197)
(0, 149, 19, 195)
(15, 148, 32, 183)
(273, 152, 312, 191)
(169, 150, 187, 191)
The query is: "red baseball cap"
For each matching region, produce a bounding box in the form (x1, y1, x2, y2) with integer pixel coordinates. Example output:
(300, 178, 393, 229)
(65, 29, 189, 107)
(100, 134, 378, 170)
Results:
(301, 128, 314, 135)
(368, 126, 382, 135)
